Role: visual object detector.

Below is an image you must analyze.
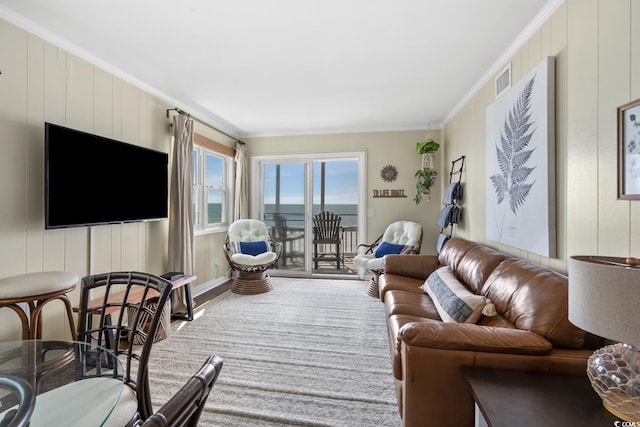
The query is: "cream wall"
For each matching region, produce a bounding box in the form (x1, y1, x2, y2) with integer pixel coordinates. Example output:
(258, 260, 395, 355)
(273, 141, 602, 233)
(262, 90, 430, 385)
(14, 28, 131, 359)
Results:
(0, 19, 235, 340)
(245, 129, 444, 253)
(0, 19, 166, 340)
(443, 0, 640, 273)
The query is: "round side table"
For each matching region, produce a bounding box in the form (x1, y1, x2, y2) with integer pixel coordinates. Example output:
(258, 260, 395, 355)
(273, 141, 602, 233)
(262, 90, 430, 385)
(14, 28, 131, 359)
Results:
(0, 271, 78, 340)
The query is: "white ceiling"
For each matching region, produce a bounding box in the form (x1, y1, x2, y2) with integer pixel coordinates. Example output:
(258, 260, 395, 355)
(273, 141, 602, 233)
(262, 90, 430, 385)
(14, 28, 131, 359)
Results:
(0, 0, 556, 139)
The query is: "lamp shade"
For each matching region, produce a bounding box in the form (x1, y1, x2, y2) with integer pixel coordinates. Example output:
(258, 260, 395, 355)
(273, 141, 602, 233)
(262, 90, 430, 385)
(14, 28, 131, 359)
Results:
(568, 255, 640, 422)
(568, 256, 640, 345)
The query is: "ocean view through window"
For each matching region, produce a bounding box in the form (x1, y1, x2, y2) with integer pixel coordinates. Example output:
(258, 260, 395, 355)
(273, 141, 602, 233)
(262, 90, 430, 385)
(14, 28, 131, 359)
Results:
(194, 146, 233, 232)
(262, 204, 358, 228)
(251, 152, 364, 276)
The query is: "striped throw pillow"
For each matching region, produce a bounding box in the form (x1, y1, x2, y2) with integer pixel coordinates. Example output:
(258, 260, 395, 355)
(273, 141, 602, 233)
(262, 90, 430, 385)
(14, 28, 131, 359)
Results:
(422, 266, 496, 323)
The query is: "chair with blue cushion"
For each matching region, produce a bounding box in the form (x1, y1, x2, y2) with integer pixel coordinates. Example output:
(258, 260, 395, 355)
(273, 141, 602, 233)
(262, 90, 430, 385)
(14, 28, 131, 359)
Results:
(353, 220, 423, 298)
(223, 219, 281, 295)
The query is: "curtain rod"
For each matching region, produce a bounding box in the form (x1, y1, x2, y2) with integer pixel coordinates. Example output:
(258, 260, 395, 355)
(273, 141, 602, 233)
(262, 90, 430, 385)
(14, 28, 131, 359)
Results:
(166, 108, 244, 145)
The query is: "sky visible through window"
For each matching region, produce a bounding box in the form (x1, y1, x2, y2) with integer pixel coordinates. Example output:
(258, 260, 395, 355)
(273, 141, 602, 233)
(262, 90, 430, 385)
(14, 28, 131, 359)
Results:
(206, 154, 223, 187)
(264, 160, 359, 205)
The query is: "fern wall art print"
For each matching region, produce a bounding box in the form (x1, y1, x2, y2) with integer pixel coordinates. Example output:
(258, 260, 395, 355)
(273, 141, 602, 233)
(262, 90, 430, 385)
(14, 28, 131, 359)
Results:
(485, 57, 556, 257)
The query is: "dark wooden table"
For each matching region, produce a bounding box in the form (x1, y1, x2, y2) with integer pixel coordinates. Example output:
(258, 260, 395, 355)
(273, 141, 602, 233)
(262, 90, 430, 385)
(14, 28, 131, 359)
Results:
(463, 368, 621, 427)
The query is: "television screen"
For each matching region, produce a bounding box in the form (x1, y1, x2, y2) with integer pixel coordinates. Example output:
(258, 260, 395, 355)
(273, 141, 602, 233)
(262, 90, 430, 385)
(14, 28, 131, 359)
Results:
(45, 122, 169, 229)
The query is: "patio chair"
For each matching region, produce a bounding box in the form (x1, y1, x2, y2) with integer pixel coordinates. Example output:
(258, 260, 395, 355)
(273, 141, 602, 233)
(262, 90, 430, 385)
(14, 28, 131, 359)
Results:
(140, 354, 223, 427)
(273, 214, 304, 268)
(223, 219, 281, 294)
(353, 220, 423, 298)
(312, 211, 342, 270)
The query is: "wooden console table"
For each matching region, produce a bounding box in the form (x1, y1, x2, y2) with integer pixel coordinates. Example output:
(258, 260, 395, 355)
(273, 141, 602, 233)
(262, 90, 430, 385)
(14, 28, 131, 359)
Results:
(76, 274, 197, 322)
(168, 274, 196, 321)
(463, 368, 621, 426)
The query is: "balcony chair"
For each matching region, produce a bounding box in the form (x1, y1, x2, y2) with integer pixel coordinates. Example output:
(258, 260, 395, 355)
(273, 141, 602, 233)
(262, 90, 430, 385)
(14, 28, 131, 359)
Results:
(75, 271, 173, 427)
(353, 220, 423, 298)
(272, 214, 304, 268)
(312, 211, 342, 270)
(140, 354, 223, 427)
(223, 219, 281, 295)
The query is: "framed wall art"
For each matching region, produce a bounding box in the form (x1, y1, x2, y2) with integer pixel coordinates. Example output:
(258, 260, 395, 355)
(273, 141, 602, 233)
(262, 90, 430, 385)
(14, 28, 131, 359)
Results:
(485, 56, 556, 257)
(617, 98, 640, 200)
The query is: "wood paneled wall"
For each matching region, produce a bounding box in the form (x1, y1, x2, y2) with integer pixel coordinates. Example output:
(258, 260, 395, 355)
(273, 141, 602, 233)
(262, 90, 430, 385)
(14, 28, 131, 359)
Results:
(0, 19, 172, 340)
(443, 0, 640, 272)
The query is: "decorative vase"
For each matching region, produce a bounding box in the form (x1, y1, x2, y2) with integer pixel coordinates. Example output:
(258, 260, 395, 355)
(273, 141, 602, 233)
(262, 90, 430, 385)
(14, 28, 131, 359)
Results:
(587, 342, 640, 422)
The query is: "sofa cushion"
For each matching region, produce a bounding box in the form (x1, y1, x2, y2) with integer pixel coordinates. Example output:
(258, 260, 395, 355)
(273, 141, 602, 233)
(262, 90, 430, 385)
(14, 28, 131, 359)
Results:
(481, 258, 597, 349)
(438, 238, 480, 273)
(382, 254, 440, 281)
(378, 272, 425, 302)
(477, 313, 517, 329)
(398, 320, 552, 355)
(422, 267, 496, 324)
(439, 238, 509, 294)
(384, 290, 441, 319)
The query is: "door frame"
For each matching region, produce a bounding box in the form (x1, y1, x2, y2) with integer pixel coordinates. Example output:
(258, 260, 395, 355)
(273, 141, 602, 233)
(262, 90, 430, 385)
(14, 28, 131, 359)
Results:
(251, 151, 367, 278)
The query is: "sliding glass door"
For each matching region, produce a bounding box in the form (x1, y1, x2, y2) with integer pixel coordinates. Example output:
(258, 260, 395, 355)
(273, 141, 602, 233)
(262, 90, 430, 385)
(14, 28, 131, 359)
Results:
(252, 152, 365, 278)
(264, 162, 306, 271)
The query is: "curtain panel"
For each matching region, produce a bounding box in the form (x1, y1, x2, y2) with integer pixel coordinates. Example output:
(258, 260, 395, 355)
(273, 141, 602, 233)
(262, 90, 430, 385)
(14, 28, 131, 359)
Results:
(168, 115, 194, 314)
(234, 142, 248, 220)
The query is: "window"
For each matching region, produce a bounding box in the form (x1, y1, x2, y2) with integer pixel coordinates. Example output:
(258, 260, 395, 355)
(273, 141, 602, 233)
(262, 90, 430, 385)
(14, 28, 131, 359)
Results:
(193, 146, 233, 232)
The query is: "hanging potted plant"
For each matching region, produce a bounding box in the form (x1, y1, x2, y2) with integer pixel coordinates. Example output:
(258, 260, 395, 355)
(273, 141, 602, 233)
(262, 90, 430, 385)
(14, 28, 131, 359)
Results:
(413, 138, 440, 204)
(416, 138, 440, 155)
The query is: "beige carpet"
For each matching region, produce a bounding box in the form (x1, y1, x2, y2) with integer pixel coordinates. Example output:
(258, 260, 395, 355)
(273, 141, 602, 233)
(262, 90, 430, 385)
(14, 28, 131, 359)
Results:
(147, 277, 401, 426)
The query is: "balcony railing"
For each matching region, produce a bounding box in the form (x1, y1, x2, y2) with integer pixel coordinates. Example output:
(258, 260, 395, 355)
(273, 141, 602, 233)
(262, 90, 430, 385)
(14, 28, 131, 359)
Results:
(265, 212, 359, 274)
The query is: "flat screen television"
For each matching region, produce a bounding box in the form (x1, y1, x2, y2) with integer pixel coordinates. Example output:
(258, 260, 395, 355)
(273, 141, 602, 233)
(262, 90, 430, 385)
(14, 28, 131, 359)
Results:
(45, 122, 169, 229)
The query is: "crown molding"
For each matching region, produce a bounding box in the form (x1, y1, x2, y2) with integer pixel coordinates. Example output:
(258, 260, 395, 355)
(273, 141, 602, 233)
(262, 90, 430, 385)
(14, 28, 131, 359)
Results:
(0, 5, 243, 139)
(442, 0, 565, 126)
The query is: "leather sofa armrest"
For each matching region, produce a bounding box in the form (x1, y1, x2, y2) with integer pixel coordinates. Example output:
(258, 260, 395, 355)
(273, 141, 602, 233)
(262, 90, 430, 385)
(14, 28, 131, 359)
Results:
(398, 320, 552, 356)
(383, 254, 439, 280)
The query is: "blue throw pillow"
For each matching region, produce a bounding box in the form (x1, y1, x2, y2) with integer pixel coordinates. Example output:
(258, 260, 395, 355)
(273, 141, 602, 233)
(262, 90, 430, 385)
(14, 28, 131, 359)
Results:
(238, 241, 269, 256)
(374, 241, 406, 258)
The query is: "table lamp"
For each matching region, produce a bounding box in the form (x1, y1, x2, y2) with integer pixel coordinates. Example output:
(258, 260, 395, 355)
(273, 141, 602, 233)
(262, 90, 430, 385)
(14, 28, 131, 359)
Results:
(568, 255, 640, 422)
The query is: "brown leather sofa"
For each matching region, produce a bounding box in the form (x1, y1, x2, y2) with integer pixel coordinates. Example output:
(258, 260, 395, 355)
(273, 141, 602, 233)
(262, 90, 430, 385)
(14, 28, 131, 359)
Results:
(378, 238, 602, 427)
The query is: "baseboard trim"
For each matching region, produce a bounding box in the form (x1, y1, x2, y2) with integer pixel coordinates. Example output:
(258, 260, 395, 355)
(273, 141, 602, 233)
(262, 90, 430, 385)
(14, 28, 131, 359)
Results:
(193, 277, 233, 307)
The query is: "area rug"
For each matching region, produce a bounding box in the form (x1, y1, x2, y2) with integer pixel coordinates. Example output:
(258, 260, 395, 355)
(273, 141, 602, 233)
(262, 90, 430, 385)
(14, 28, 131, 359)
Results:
(147, 277, 401, 426)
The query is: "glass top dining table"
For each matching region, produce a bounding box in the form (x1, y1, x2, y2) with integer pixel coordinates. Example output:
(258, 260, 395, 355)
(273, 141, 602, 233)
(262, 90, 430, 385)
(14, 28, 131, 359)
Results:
(0, 340, 125, 426)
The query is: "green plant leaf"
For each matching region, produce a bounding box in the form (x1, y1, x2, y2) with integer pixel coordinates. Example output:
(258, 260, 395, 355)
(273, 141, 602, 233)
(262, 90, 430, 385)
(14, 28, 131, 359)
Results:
(414, 167, 437, 204)
(416, 139, 440, 154)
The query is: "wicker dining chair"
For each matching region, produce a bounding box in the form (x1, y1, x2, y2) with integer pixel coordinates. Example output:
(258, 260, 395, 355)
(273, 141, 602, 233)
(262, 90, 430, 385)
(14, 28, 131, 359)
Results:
(140, 354, 224, 427)
(76, 271, 173, 427)
(0, 375, 35, 427)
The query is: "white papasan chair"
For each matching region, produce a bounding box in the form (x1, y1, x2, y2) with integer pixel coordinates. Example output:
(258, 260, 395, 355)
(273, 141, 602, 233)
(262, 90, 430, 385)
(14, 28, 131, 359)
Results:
(223, 219, 281, 295)
(353, 220, 423, 298)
